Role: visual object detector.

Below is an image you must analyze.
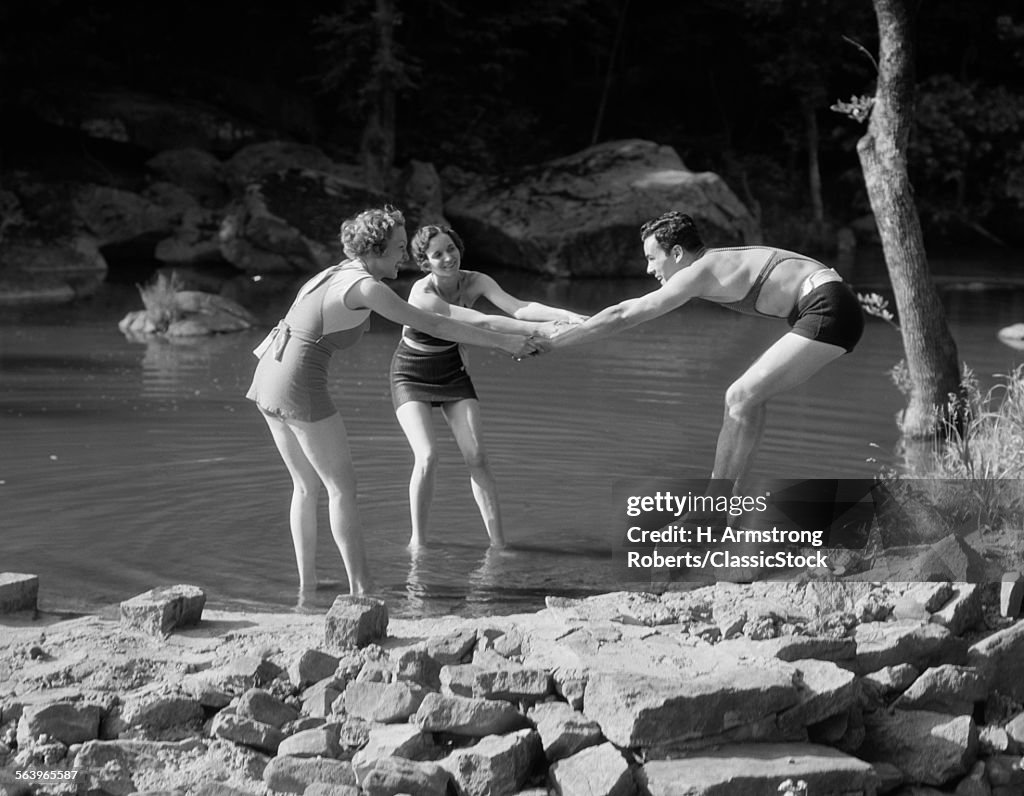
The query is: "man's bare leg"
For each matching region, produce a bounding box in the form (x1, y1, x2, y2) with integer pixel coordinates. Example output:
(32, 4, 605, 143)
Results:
(711, 333, 846, 493)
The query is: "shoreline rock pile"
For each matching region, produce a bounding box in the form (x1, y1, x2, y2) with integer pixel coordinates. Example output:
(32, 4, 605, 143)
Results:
(1, 578, 1023, 796)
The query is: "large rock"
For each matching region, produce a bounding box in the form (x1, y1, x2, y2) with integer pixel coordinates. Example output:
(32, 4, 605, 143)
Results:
(549, 742, 637, 796)
(638, 742, 878, 796)
(147, 148, 231, 207)
(342, 680, 427, 723)
(358, 756, 449, 796)
(968, 619, 1024, 700)
(582, 665, 798, 750)
(209, 711, 284, 754)
(443, 139, 759, 277)
(439, 728, 542, 796)
(413, 693, 529, 737)
(777, 659, 859, 733)
(118, 284, 259, 338)
(860, 710, 977, 786)
(0, 573, 38, 613)
(72, 182, 195, 248)
(893, 665, 988, 714)
(527, 701, 604, 762)
(17, 701, 103, 746)
(910, 534, 990, 583)
(853, 619, 961, 674)
(218, 168, 385, 274)
(0, 235, 107, 304)
(119, 584, 206, 637)
(29, 88, 260, 153)
(351, 724, 436, 781)
(325, 596, 388, 649)
(262, 755, 357, 794)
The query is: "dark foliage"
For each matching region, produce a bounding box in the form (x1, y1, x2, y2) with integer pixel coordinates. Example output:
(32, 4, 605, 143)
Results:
(2, 0, 1023, 247)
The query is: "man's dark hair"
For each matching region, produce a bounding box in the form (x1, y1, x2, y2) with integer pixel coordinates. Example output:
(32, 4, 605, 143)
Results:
(640, 211, 704, 254)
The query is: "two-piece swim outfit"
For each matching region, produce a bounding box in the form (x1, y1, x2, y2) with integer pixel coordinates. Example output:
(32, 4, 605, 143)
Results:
(389, 272, 477, 409)
(713, 247, 864, 352)
(246, 261, 373, 422)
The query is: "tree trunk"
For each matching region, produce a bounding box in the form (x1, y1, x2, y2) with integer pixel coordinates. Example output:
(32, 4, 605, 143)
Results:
(856, 0, 961, 438)
(361, 0, 398, 193)
(804, 101, 825, 227)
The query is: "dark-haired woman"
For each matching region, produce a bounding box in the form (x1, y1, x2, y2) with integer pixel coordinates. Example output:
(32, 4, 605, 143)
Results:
(390, 224, 585, 549)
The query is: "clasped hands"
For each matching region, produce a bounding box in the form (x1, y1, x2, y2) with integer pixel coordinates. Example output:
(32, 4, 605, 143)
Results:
(512, 317, 584, 361)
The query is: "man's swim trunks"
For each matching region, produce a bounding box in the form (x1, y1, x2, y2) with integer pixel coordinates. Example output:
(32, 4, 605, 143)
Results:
(787, 280, 864, 353)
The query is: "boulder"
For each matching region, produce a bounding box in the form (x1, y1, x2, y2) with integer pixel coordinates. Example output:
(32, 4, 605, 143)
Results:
(527, 701, 604, 762)
(0, 573, 39, 613)
(968, 619, 1024, 700)
(29, 87, 259, 153)
(443, 139, 759, 277)
(439, 728, 542, 796)
(358, 756, 449, 796)
(351, 724, 436, 781)
(413, 692, 529, 737)
(146, 148, 231, 207)
(582, 665, 798, 750)
(638, 742, 878, 796)
(893, 665, 988, 714)
(262, 755, 357, 794)
(118, 584, 206, 637)
(289, 649, 341, 690)
(209, 711, 284, 754)
(853, 620, 961, 674)
(910, 535, 990, 583)
(0, 235, 107, 304)
(118, 281, 258, 338)
(218, 169, 385, 274)
(548, 741, 636, 796)
(17, 702, 103, 746)
(860, 710, 977, 787)
(235, 688, 299, 729)
(341, 681, 427, 723)
(325, 596, 388, 649)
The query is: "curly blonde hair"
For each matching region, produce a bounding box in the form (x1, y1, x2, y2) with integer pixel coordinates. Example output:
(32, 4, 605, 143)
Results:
(339, 205, 405, 258)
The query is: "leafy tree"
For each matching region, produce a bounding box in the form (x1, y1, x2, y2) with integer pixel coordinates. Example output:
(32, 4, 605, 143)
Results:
(909, 73, 1024, 244)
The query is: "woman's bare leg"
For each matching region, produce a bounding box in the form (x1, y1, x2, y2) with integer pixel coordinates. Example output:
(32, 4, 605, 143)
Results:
(443, 399, 505, 548)
(262, 413, 321, 589)
(396, 401, 439, 548)
(287, 413, 372, 595)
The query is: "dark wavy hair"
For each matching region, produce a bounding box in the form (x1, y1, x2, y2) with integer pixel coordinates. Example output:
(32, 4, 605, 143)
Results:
(339, 205, 405, 258)
(409, 225, 466, 272)
(639, 211, 704, 254)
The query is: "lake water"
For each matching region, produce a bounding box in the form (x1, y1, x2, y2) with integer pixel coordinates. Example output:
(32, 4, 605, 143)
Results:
(3, 255, 1024, 618)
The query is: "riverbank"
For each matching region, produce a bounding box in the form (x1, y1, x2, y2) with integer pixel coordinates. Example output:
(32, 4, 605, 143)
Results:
(2, 578, 1024, 796)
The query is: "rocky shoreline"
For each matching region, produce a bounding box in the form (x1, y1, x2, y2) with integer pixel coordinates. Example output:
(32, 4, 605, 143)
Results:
(2, 578, 1024, 796)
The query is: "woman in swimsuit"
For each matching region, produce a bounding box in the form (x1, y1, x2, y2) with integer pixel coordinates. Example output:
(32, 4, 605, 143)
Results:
(246, 207, 536, 595)
(390, 224, 586, 549)
(544, 210, 864, 496)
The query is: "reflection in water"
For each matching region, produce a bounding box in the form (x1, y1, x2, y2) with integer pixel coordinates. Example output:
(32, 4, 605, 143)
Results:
(136, 333, 247, 397)
(3, 274, 1024, 616)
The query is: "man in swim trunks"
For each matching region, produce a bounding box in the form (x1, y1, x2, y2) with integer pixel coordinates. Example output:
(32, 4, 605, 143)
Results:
(545, 210, 864, 497)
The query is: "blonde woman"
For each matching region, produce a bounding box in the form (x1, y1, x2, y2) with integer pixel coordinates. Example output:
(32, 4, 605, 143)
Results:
(247, 208, 536, 594)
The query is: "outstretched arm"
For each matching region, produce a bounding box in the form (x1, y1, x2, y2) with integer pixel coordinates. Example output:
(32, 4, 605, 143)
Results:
(413, 287, 549, 335)
(547, 270, 702, 350)
(475, 273, 587, 323)
(351, 279, 534, 357)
